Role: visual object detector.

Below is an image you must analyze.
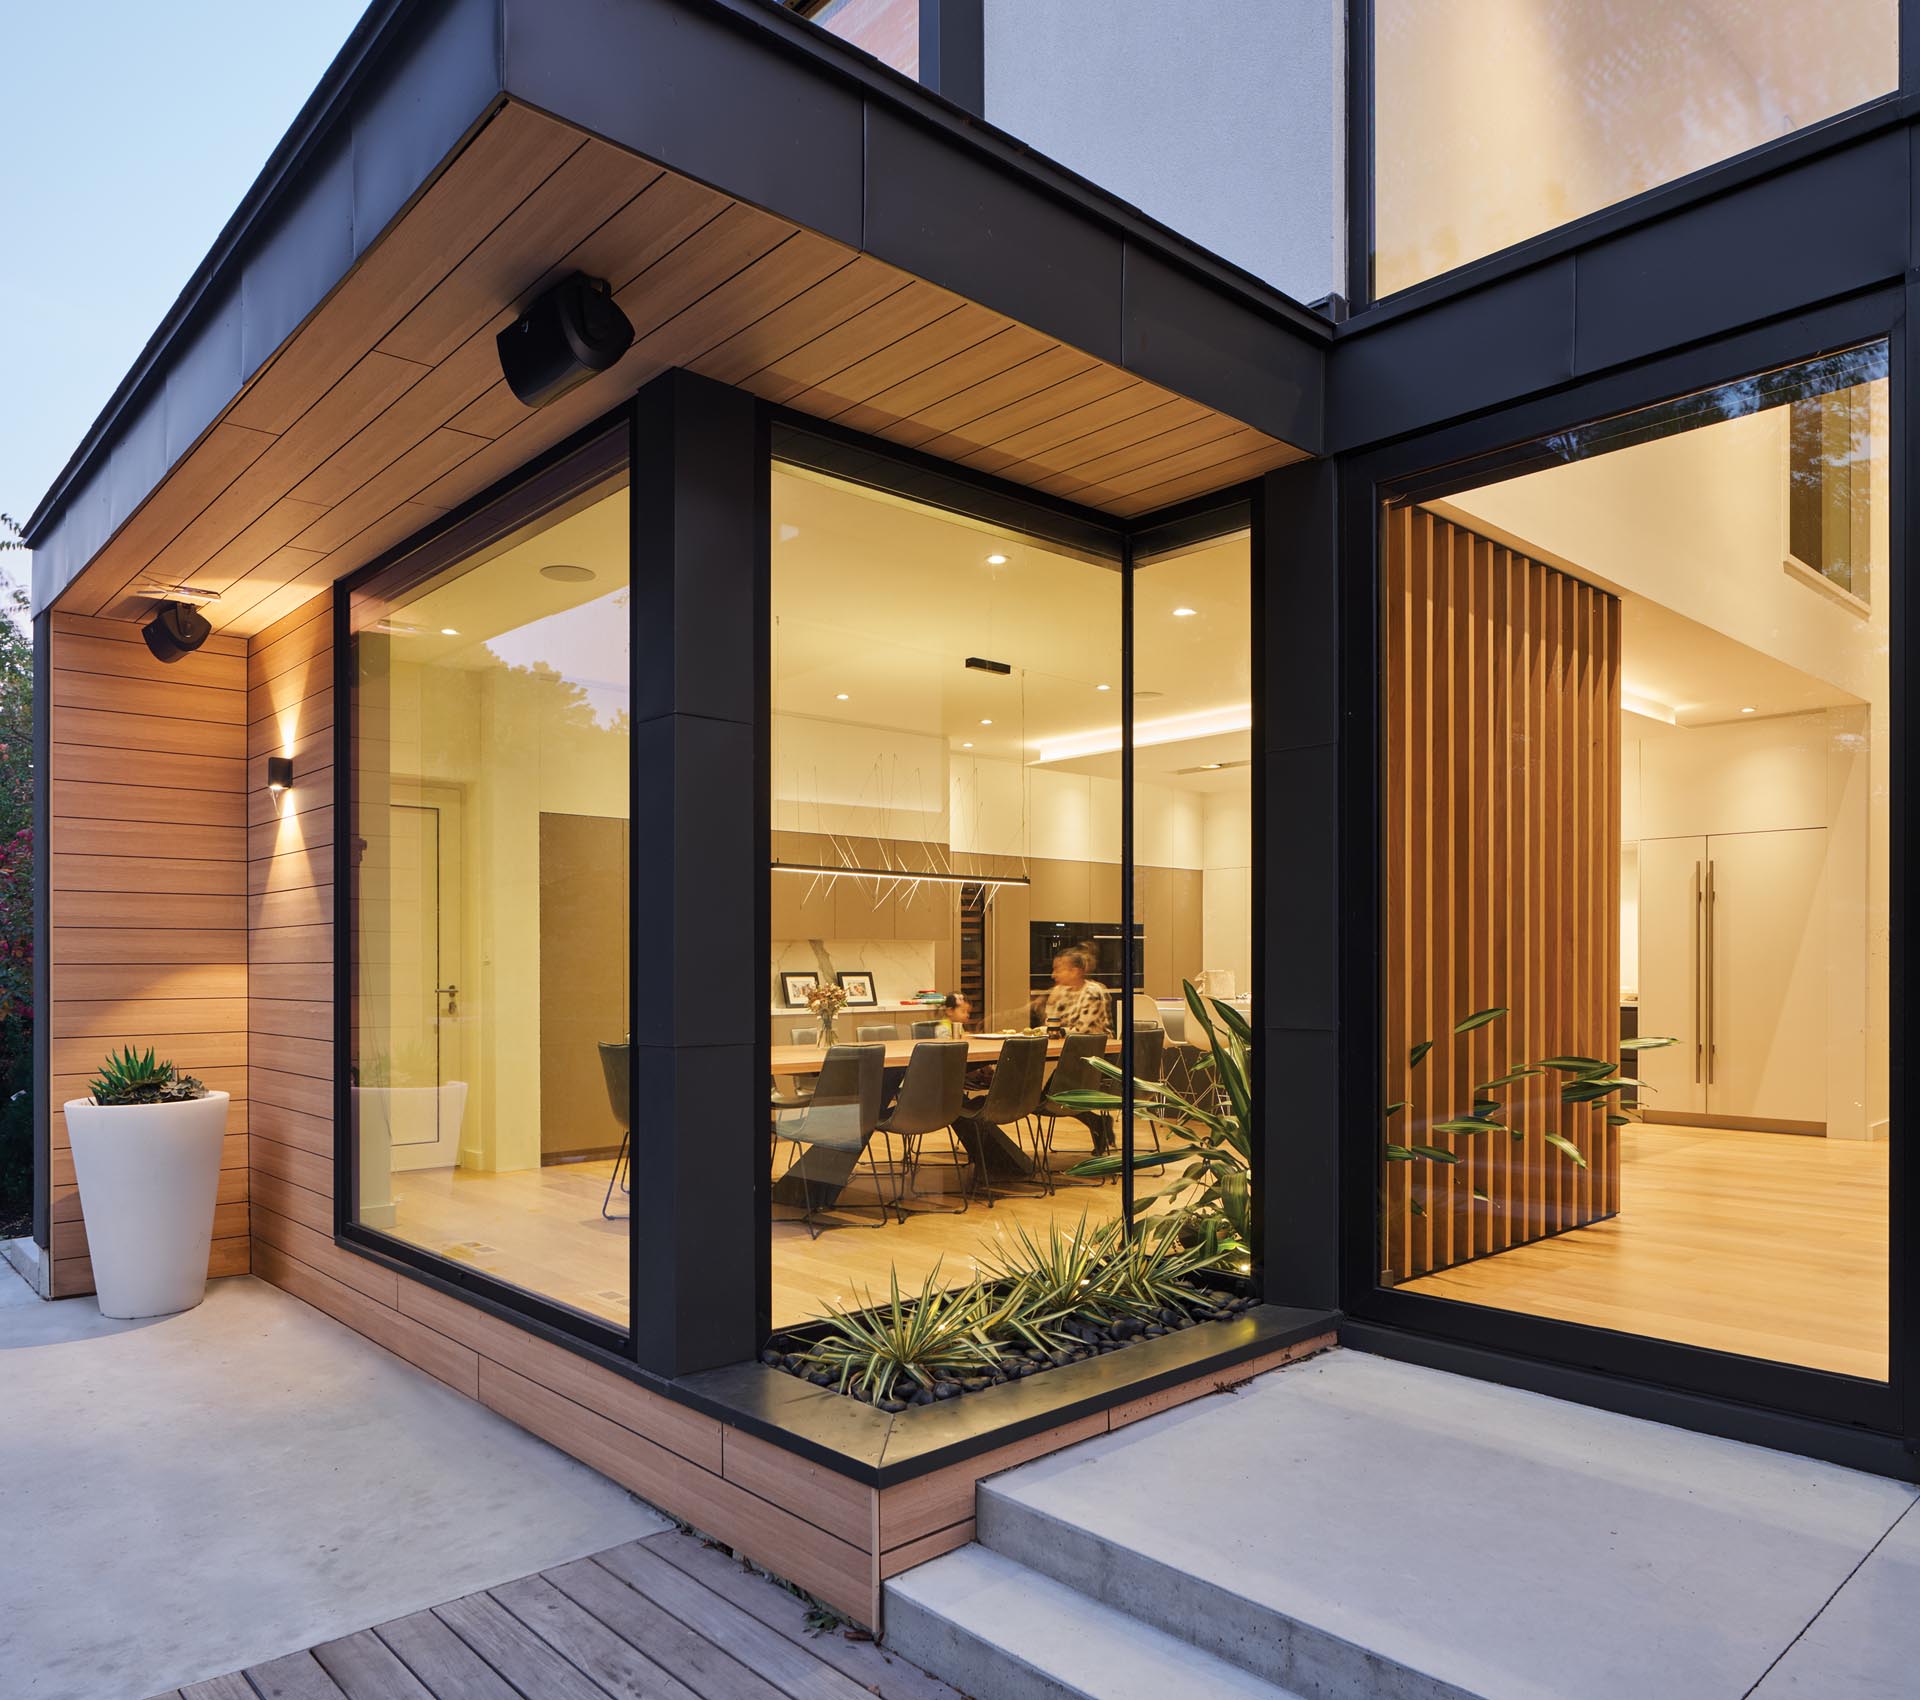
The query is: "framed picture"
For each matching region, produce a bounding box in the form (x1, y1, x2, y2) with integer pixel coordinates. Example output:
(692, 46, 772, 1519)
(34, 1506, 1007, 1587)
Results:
(837, 970, 877, 1008)
(779, 971, 819, 1008)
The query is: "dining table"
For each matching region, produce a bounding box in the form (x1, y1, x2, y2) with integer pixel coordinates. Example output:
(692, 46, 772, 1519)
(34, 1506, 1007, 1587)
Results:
(768, 1032, 1124, 1210)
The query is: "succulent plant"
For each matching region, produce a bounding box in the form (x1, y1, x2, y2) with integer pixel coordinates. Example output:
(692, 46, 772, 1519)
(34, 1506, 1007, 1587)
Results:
(87, 1045, 207, 1107)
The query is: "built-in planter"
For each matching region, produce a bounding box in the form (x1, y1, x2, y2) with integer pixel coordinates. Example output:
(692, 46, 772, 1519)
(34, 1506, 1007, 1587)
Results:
(64, 1091, 231, 1319)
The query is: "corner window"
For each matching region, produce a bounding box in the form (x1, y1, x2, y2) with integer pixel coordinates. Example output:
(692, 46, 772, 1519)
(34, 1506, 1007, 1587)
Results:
(346, 431, 632, 1336)
(1370, 0, 1899, 298)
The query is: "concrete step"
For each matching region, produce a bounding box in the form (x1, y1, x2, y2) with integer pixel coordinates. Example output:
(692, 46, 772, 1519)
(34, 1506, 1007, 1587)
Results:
(964, 1348, 1916, 1700)
(883, 1543, 1307, 1700)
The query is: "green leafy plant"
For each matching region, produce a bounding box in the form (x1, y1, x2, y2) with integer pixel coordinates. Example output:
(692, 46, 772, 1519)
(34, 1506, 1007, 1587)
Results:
(1100, 1218, 1225, 1320)
(1056, 980, 1252, 1261)
(1386, 1008, 1676, 1219)
(979, 1212, 1125, 1330)
(800, 1262, 1004, 1402)
(87, 1045, 207, 1107)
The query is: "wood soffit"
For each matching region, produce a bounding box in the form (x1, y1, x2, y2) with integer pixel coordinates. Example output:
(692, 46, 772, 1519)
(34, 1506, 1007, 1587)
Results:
(55, 100, 1308, 637)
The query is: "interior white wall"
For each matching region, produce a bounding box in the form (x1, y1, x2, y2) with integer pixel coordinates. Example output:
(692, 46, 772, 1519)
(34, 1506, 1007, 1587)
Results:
(981, 0, 1345, 304)
(1201, 789, 1254, 996)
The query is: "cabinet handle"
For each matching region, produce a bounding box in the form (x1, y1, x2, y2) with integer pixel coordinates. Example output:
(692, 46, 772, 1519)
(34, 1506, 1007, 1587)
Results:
(1692, 861, 1703, 1085)
(1704, 860, 1716, 1088)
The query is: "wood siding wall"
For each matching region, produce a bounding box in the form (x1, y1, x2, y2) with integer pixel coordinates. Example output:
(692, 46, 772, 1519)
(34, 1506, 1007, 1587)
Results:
(46, 612, 250, 1297)
(1383, 509, 1622, 1284)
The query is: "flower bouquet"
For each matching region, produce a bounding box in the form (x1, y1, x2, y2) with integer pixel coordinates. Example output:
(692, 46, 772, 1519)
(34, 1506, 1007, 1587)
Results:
(804, 980, 849, 1046)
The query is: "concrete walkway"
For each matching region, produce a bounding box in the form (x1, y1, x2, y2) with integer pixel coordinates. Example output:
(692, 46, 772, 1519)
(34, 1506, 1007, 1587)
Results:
(0, 1270, 670, 1700)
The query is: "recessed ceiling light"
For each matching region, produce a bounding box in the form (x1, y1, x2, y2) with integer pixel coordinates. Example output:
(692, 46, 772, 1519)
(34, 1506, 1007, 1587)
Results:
(440, 628, 460, 637)
(541, 563, 596, 582)
(1172, 607, 1198, 618)
(1202, 762, 1224, 770)
(1096, 683, 1111, 692)
(835, 693, 850, 701)
(979, 718, 993, 726)
(962, 741, 974, 749)
(1740, 706, 1757, 714)
(986, 553, 1008, 565)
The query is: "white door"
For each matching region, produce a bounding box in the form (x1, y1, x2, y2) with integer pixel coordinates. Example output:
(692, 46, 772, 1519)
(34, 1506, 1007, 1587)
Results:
(1636, 835, 1707, 1118)
(385, 787, 467, 1171)
(1706, 828, 1828, 1125)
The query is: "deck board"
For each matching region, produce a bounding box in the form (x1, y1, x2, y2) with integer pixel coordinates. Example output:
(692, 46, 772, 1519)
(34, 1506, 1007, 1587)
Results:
(191, 1530, 959, 1700)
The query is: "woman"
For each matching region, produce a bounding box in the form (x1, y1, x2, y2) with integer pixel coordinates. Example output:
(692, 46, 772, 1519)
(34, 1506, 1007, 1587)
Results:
(1040, 946, 1114, 1155)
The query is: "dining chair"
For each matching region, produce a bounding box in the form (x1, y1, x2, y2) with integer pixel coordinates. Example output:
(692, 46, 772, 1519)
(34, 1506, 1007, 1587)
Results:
(910, 1020, 941, 1038)
(954, 1034, 1048, 1206)
(858, 1023, 902, 1042)
(791, 1025, 820, 1046)
(598, 1041, 631, 1219)
(875, 1040, 970, 1213)
(770, 1044, 887, 1235)
(1036, 1032, 1113, 1190)
(1129, 1024, 1168, 1153)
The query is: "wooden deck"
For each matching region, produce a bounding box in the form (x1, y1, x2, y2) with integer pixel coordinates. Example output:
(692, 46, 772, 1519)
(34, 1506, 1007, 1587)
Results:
(156, 1528, 961, 1700)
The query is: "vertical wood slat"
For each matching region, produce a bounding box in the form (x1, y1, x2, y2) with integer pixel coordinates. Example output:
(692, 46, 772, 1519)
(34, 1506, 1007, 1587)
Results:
(45, 613, 251, 1298)
(1383, 514, 1621, 1282)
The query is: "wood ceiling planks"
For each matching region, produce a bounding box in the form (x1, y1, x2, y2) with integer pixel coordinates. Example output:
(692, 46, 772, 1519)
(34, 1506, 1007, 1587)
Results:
(60, 99, 1305, 637)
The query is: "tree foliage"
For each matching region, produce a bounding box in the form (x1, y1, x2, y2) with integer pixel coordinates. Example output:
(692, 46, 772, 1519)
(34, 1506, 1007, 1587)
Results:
(0, 515, 32, 1230)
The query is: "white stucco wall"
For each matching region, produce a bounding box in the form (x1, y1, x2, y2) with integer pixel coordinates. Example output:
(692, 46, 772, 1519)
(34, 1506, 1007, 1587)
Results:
(981, 0, 1344, 305)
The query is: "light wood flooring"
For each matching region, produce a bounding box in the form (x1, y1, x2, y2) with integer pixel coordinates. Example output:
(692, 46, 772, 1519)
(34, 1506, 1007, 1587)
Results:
(1400, 1122, 1890, 1380)
(387, 1120, 1124, 1331)
(157, 1527, 959, 1700)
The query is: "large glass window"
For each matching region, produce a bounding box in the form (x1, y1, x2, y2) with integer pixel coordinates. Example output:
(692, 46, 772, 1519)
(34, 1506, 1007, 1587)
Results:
(348, 437, 631, 1333)
(1379, 344, 1891, 1381)
(767, 456, 1253, 1328)
(1371, 0, 1898, 298)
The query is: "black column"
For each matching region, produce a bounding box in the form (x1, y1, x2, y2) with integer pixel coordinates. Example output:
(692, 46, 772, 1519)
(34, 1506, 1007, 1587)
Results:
(920, 0, 985, 113)
(1255, 458, 1342, 1311)
(628, 369, 768, 1376)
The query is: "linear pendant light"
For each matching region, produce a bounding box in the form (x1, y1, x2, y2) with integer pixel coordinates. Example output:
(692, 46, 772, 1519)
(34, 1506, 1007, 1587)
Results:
(769, 862, 1029, 889)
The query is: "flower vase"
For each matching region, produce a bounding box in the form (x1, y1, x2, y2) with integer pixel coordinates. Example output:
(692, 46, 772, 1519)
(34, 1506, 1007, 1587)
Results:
(819, 1022, 839, 1049)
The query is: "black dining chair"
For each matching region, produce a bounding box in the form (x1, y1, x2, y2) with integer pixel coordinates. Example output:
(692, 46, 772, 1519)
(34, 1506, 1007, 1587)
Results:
(599, 1041, 631, 1219)
(954, 1034, 1048, 1206)
(910, 1019, 941, 1038)
(1037, 1032, 1114, 1191)
(858, 1023, 902, 1042)
(1129, 1024, 1168, 1152)
(875, 1040, 970, 1213)
(770, 1044, 887, 1235)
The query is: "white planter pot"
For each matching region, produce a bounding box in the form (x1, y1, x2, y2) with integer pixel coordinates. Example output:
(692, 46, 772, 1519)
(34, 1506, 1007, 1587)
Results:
(63, 1091, 230, 1319)
(355, 1080, 469, 1176)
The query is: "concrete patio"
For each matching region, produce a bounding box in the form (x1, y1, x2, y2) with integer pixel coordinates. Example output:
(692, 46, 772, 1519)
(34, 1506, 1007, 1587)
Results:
(0, 1267, 670, 1700)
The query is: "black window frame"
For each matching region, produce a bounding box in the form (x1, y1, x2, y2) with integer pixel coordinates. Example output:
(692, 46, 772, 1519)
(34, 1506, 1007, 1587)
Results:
(1337, 284, 1913, 1455)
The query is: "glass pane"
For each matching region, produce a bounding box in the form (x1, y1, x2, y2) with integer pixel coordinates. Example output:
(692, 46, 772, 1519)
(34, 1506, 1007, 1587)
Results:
(1372, 0, 1898, 298)
(802, 0, 919, 77)
(1129, 529, 1254, 1273)
(1379, 343, 1890, 1381)
(768, 463, 1122, 1331)
(349, 465, 631, 1331)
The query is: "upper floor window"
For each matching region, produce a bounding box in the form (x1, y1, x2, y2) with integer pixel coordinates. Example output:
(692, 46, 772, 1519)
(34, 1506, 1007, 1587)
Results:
(1371, 0, 1899, 299)
(787, 0, 920, 79)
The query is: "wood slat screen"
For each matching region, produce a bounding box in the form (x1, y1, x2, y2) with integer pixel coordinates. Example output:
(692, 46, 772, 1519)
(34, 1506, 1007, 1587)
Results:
(45, 612, 250, 1296)
(1383, 508, 1621, 1285)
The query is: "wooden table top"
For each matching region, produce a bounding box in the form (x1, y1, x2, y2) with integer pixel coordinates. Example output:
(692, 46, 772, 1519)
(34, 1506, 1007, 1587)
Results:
(769, 1034, 1120, 1076)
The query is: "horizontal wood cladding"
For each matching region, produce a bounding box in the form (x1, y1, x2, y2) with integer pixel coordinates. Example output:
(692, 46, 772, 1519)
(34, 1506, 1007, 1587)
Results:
(55, 101, 1302, 635)
(1383, 509, 1622, 1284)
(45, 613, 250, 1297)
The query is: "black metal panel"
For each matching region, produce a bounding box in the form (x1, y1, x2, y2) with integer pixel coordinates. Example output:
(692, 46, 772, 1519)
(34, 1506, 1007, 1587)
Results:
(1328, 260, 1576, 453)
(1259, 1029, 1340, 1312)
(161, 288, 245, 467)
(1573, 129, 1910, 377)
(241, 138, 355, 380)
(1122, 245, 1323, 451)
(1898, 282, 1918, 1451)
(1262, 746, 1338, 1033)
(919, 0, 984, 113)
(103, 396, 169, 540)
(30, 614, 49, 1252)
(501, 0, 866, 248)
(347, 0, 502, 256)
(1258, 459, 1338, 752)
(863, 103, 1125, 364)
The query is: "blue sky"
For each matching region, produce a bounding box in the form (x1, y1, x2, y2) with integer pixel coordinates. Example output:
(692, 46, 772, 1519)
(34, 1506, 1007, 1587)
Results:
(0, 2, 368, 594)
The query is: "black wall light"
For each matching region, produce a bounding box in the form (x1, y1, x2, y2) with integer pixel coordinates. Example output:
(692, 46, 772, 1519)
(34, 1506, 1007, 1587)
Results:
(142, 600, 212, 664)
(496, 273, 634, 409)
(266, 756, 294, 794)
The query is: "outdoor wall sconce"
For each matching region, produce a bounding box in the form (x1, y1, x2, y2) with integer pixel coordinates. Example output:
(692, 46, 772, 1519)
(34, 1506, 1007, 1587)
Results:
(141, 600, 212, 664)
(266, 756, 293, 795)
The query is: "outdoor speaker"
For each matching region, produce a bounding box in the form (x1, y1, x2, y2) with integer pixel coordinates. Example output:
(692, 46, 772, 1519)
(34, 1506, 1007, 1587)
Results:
(496, 273, 634, 410)
(142, 600, 213, 665)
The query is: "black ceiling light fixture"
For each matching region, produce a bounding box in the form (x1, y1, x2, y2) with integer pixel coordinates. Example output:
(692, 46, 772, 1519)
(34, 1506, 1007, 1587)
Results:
(496, 273, 634, 410)
(142, 600, 213, 664)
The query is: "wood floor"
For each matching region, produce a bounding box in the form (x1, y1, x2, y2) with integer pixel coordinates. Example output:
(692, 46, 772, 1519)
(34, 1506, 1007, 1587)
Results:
(1399, 1122, 1890, 1380)
(387, 1120, 1124, 1331)
(158, 1527, 959, 1700)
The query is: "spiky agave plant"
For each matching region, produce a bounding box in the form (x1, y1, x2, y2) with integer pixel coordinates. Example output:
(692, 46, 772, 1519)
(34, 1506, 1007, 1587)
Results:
(798, 1262, 1003, 1403)
(87, 1045, 207, 1107)
(1101, 1219, 1230, 1320)
(976, 1213, 1125, 1350)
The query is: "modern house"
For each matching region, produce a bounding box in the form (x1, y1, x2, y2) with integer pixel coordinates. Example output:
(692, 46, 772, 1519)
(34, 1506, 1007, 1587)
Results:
(16, 0, 1913, 1658)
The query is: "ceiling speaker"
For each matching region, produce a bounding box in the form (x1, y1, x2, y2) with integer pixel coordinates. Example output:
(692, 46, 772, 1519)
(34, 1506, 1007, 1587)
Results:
(142, 600, 213, 665)
(496, 273, 634, 410)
